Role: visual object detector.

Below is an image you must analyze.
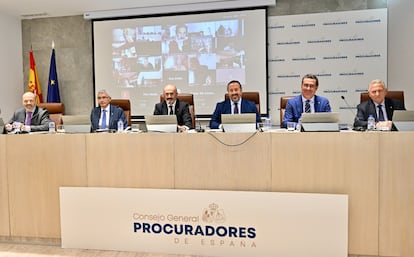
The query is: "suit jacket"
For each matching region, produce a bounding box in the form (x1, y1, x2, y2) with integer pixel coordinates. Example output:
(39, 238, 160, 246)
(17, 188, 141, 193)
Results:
(354, 97, 405, 129)
(282, 95, 332, 128)
(153, 99, 193, 129)
(7, 106, 50, 132)
(209, 98, 261, 129)
(90, 104, 128, 131)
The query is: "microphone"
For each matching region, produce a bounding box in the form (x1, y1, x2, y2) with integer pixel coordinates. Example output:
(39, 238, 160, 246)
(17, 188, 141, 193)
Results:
(341, 95, 356, 116)
(195, 115, 205, 132)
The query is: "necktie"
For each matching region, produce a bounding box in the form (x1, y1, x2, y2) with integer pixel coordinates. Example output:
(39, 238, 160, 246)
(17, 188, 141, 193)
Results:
(101, 109, 107, 129)
(233, 103, 239, 114)
(169, 106, 174, 115)
(25, 111, 32, 126)
(305, 100, 311, 113)
(378, 105, 385, 121)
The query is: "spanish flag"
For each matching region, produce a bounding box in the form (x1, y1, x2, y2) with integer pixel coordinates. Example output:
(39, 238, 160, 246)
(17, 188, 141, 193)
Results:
(28, 50, 43, 103)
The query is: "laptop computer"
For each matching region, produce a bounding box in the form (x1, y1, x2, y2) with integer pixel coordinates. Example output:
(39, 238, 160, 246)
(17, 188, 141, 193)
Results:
(145, 115, 177, 133)
(300, 112, 340, 132)
(61, 115, 91, 133)
(393, 110, 414, 131)
(0, 118, 5, 134)
(221, 113, 257, 132)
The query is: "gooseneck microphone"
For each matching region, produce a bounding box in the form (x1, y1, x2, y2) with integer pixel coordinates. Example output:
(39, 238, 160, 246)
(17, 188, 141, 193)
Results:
(341, 95, 356, 116)
(195, 115, 205, 132)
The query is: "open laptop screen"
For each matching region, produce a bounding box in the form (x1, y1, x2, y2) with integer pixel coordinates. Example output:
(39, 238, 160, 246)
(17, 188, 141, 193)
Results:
(61, 115, 91, 133)
(221, 113, 257, 132)
(301, 112, 340, 123)
(300, 112, 340, 132)
(145, 115, 177, 133)
(393, 110, 414, 131)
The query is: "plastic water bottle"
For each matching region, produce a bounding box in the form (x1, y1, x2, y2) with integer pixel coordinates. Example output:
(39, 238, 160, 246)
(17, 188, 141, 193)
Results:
(367, 114, 375, 131)
(296, 118, 302, 131)
(264, 117, 271, 130)
(48, 120, 56, 133)
(117, 119, 124, 133)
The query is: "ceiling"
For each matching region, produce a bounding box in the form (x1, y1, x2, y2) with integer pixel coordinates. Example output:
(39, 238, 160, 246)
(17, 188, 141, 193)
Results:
(0, 0, 229, 19)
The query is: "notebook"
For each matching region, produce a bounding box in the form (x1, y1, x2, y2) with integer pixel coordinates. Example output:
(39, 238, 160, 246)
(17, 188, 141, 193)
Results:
(61, 115, 91, 133)
(393, 110, 414, 131)
(221, 113, 257, 132)
(300, 112, 340, 132)
(145, 115, 177, 133)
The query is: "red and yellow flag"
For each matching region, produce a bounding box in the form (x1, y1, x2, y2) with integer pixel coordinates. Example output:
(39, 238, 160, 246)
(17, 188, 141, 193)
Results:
(28, 50, 43, 103)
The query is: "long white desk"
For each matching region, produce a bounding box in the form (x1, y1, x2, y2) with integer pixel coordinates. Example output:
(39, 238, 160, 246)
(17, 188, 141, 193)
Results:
(1, 132, 413, 257)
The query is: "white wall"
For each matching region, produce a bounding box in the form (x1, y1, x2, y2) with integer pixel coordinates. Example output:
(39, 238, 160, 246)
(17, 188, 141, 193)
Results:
(388, 0, 414, 110)
(0, 12, 23, 121)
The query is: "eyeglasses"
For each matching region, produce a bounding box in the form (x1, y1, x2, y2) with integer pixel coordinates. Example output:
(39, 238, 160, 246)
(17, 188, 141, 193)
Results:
(97, 96, 109, 99)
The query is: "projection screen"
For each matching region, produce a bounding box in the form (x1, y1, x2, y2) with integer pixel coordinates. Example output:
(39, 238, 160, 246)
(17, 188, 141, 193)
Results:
(93, 8, 267, 118)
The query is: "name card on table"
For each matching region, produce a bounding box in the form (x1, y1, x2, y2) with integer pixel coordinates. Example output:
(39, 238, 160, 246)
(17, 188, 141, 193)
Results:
(60, 187, 348, 257)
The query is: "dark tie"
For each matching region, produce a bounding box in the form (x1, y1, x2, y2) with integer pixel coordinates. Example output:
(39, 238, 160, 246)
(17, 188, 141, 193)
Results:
(25, 111, 32, 126)
(378, 105, 385, 121)
(305, 100, 311, 113)
(101, 109, 107, 129)
(233, 103, 239, 114)
(169, 105, 174, 115)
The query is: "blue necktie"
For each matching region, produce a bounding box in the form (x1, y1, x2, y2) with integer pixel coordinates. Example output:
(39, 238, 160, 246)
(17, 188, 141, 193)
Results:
(378, 105, 385, 121)
(101, 109, 107, 129)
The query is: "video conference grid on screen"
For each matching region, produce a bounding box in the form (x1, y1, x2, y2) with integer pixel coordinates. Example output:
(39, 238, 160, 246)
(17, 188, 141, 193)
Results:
(93, 9, 267, 116)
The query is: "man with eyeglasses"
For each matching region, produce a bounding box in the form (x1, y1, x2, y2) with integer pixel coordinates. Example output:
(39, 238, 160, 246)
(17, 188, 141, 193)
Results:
(282, 74, 331, 128)
(90, 89, 127, 132)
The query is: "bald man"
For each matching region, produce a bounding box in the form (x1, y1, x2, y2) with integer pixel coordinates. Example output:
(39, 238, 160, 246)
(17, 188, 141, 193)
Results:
(153, 84, 192, 132)
(5, 92, 50, 133)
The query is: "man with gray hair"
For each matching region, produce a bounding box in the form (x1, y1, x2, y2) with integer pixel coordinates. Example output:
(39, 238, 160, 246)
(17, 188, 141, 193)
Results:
(354, 79, 405, 130)
(90, 90, 127, 131)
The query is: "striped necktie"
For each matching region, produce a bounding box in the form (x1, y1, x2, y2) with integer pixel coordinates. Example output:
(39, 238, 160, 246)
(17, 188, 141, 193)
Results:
(305, 100, 311, 113)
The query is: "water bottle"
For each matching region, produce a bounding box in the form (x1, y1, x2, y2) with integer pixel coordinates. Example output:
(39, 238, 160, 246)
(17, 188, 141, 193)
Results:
(48, 120, 56, 133)
(367, 114, 375, 131)
(117, 119, 124, 133)
(264, 117, 271, 130)
(296, 118, 302, 131)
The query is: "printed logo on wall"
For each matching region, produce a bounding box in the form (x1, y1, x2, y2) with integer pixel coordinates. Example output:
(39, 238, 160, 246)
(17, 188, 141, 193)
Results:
(267, 8, 387, 125)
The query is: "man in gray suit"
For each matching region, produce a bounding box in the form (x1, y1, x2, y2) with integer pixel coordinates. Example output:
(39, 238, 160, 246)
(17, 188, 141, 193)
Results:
(5, 91, 50, 133)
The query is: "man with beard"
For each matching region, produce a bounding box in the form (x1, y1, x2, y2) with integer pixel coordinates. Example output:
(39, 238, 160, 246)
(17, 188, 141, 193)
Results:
(153, 84, 193, 132)
(209, 80, 261, 129)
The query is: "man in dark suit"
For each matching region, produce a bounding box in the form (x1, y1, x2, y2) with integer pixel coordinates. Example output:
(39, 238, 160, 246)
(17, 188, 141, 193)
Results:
(354, 79, 405, 130)
(209, 80, 261, 129)
(90, 90, 127, 131)
(153, 84, 193, 132)
(5, 91, 50, 133)
(282, 74, 331, 128)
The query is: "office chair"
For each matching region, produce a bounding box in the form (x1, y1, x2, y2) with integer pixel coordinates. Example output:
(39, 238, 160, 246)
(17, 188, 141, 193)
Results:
(360, 91, 404, 106)
(111, 99, 131, 126)
(37, 102, 65, 125)
(225, 92, 260, 114)
(160, 93, 195, 129)
(279, 96, 294, 127)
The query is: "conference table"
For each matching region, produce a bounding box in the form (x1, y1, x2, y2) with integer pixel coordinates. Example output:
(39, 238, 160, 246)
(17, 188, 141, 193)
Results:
(1, 131, 413, 257)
